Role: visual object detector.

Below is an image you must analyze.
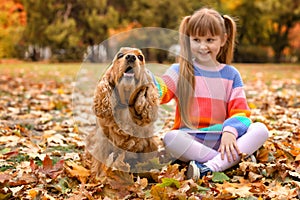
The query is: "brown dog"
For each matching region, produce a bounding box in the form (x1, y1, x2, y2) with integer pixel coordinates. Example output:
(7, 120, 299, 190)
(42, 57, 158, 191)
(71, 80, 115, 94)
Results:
(86, 47, 160, 176)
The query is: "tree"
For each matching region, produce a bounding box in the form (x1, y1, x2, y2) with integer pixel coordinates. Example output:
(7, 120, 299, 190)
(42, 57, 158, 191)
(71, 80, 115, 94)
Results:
(257, 0, 300, 62)
(0, 0, 26, 58)
(106, 0, 194, 62)
(74, 0, 119, 61)
(229, 0, 271, 62)
(21, 0, 119, 61)
(216, 0, 300, 63)
(21, 0, 52, 60)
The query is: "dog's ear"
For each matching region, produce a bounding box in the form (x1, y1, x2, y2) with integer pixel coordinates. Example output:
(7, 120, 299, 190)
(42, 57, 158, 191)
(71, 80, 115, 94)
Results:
(93, 77, 113, 119)
(101, 63, 116, 85)
(93, 63, 115, 119)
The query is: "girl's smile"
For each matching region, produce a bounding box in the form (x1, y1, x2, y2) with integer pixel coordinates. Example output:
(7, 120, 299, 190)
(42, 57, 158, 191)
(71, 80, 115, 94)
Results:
(189, 34, 226, 67)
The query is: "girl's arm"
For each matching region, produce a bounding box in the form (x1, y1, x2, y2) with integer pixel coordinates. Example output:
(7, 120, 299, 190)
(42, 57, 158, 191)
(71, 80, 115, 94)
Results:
(150, 64, 179, 104)
(222, 73, 252, 138)
(154, 76, 174, 104)
(219, 71, 251, 162)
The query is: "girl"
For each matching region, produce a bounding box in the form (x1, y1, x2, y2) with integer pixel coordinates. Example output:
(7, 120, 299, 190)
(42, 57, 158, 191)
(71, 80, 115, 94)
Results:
(155, 8, 269, 180)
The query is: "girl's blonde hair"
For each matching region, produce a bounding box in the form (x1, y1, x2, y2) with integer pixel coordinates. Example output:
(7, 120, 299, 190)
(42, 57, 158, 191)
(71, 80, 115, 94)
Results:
(178, 8, 237, 128)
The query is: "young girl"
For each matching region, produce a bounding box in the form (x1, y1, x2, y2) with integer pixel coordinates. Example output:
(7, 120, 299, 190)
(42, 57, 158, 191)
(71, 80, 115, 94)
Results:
(155, 8, 269, 180)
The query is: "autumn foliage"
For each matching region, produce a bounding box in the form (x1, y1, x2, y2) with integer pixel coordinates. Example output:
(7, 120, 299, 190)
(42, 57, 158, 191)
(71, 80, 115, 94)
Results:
(0, 63, 299, 199)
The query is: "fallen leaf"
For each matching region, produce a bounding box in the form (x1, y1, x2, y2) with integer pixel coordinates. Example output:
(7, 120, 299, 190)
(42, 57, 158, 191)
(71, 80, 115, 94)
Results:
(212, 172, 230, 183)
(150, 184, 169, 200)
(65, 161, 90, 183)
(248, 171, 263, 183)
(157, 177, 180, 188)
(216, 181, 253, 198)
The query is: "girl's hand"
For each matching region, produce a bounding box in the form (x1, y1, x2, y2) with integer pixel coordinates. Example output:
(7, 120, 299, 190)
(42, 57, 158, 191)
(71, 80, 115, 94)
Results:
(218, 131, 241, 162)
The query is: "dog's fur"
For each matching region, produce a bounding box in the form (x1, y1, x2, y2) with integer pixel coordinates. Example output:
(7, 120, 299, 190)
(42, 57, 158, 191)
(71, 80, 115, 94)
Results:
(86, 47, 160, 176)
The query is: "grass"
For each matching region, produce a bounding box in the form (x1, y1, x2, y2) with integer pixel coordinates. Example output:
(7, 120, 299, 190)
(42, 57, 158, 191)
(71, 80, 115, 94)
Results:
(0, 61, 299, 83)
(0, 62, 81, 82)
(233, 63, 300, 82)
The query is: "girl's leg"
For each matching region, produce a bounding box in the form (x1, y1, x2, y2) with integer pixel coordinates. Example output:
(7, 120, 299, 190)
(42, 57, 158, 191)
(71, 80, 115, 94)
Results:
(204, 122, 269, 171)
(163, 130, 219, 163)
(163, 122, 269, 171)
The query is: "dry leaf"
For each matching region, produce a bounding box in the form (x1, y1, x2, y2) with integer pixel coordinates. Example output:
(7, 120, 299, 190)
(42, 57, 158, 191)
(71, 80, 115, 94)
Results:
(65, 161, 91, 183)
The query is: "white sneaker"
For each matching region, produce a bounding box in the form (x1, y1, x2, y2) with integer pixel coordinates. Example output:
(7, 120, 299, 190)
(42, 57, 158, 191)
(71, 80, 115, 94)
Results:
(186, 160, 213, 180)
(186, 160, 200, 180)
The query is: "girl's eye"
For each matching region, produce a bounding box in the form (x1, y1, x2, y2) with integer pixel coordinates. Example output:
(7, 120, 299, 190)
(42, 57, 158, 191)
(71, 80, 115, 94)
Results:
(117, 53, 124, 59)
(207, 38, 215, 42)
(137, 55, 144, 61)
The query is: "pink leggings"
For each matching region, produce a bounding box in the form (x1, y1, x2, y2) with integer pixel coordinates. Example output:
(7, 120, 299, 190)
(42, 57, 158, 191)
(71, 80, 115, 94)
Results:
(163, 122, 269, 171)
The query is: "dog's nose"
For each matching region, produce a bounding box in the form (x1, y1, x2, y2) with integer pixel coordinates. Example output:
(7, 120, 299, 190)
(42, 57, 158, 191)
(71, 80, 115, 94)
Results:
(125, 54, 136, 63)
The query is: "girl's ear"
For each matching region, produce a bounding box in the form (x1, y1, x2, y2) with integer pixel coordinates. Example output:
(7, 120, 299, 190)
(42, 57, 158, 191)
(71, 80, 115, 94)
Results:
(221, 33, 228, 47)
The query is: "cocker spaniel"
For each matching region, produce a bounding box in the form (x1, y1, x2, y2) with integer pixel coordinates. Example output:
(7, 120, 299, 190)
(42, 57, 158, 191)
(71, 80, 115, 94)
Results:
(86, 47, 160, 175)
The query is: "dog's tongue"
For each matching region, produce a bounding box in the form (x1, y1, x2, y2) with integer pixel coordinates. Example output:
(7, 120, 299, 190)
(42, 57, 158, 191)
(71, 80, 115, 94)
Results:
(123, 72, 134, 77)
(124, 66, 134, 77)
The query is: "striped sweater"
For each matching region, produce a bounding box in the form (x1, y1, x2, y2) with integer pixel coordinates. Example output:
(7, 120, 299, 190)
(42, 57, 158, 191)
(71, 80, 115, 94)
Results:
(155, 62, 251, 140)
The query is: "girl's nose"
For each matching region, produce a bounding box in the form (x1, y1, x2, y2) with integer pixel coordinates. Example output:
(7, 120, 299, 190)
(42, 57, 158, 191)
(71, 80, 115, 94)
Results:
(199, 42, 207, 50)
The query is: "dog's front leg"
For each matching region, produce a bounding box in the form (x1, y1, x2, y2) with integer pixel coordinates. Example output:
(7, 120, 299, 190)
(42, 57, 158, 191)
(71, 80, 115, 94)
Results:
(116, 76, 136, 106)
(129, 83, 159, 126)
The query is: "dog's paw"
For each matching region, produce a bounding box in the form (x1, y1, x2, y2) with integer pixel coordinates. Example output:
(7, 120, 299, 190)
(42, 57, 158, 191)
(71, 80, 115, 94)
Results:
(128, 83, 159, 126)
(134, 87, 147, 114)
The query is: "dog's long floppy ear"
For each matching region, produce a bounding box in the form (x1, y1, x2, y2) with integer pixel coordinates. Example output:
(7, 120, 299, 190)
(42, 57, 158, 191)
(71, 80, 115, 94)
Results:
(93, 65, 115, 119)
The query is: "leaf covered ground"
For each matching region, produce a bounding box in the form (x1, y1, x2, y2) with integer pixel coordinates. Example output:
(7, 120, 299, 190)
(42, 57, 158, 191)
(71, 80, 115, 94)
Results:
(0, 62, 299, 199)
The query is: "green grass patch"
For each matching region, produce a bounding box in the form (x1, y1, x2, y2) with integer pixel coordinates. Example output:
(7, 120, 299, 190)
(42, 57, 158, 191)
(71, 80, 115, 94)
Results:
(46, 144, 83, 153)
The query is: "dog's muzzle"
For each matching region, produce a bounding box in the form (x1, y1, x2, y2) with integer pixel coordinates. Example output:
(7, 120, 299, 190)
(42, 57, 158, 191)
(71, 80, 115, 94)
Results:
(123, 54, 137, 78)
(125, 54, 136, 63)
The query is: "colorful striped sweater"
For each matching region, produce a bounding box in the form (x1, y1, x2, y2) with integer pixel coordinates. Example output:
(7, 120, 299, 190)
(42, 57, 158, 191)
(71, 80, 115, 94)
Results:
(155, 62, 252, 140)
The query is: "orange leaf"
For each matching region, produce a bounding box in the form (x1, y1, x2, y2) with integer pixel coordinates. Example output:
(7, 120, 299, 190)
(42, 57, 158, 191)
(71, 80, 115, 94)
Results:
(290, 147, 300, 157)
(256, 148, 270, 163)
(216, 181, 253, 198)
(28, 189, 39, 199)
(42, 155, 53, 172)
(158, 164, 186, 182)
(65, 161, 90, 183)
(39, 155, 64, 179)
(150, 184, 169, 200)
(295, 154, 300, 162)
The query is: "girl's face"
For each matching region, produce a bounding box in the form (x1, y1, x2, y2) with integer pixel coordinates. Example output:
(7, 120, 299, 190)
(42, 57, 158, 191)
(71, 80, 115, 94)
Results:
(189, 33, 226, 67)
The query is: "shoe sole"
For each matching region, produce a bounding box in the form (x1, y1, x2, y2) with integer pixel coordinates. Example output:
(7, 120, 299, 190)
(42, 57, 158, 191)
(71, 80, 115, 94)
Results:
(186, 161, 200, 180)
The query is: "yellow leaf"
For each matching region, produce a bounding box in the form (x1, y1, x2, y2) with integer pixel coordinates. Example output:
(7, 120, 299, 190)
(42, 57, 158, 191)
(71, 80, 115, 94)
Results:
(65, 161, 90, 183)
(57, 88, 64, 95)
(295, 154, 300, 162)
(28, 189, 39, 198)
(248, 102, 257, 109)
(150, 185, 169, 200)
(72, 124, 79, 133)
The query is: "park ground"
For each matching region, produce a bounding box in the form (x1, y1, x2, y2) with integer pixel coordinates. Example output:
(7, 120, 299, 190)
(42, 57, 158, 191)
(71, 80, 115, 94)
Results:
(0, 61, 299, 199)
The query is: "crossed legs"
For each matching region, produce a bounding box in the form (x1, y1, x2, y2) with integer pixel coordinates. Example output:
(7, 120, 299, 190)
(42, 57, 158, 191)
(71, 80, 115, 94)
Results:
(163, 122, 269, 171)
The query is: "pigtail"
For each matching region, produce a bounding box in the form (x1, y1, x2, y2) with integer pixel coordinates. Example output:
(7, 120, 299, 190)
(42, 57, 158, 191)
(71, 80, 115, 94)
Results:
(178, 16, 195, 129)
(218, 15, 237, 64)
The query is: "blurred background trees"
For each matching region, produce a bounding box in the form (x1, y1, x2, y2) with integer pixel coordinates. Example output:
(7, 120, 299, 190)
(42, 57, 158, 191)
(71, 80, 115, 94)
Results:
(0, 0, 299, 63)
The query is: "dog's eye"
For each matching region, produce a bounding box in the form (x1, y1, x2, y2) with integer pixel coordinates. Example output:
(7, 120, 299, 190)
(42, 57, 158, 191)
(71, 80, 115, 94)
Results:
(117, 53, 124, 59)
(137, 55, 143, 61)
